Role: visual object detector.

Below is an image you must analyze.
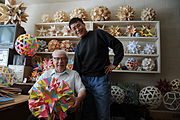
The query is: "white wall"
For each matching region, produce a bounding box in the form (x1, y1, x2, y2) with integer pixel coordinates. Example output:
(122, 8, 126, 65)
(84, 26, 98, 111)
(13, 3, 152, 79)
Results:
(21, 0, 180, 87)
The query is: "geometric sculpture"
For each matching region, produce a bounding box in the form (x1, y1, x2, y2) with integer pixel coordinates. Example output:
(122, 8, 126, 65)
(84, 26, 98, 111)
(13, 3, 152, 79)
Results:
(53, 10, 69, 22)
(70, 8, 88, 21)
(111, 85, 125, 104)
(127, 41, 141, 54)
(0, 66, 17, 86)
(15, 34, 39, 56)
(163, 91, 180, 111)
(143, 44, 155, 54)
(116, 5, 135, 21)
(48, 40, 61, 52)
(41, 14, 51, 23)
(91, 6, 111, 21)
(139, 86, 162, 109)
(170, 79, 180, 92)
(141, 58, 155, 71)
(141, 8, 156, 21)
(125, 58, 138, 71)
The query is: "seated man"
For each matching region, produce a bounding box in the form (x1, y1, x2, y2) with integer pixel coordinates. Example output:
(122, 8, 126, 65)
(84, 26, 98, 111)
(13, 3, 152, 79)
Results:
(28, 50, 86, 120)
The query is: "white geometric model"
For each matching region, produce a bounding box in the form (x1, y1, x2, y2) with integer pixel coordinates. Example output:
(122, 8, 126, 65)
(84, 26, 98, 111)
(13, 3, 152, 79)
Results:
(70, 8, 88, 21)
(141, 58, 155, 71)
(91, 6, 111, 21)
(139, 86, 162, 109)
(143, 44, 155, 54)
(163, 91, 180, 110)
(116, 5, 135, 21)
(170, 79, 180, 92)
(111, 85, 125, 104)
(41, 14, 51, 23)
(141, 8, 156, 21)
(53, 10, 69, 22)
(37, 26, 47, 36)
(127, 41, 141, 54)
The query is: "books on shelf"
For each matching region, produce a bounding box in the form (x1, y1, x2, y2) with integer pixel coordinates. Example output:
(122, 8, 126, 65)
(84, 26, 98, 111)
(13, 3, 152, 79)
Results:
(0, 97, 15, 105)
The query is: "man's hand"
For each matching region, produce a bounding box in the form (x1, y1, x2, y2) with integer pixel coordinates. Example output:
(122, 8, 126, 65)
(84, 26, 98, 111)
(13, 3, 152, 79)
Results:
(69, 97, 81, 112)
(105, 64, 116, 74)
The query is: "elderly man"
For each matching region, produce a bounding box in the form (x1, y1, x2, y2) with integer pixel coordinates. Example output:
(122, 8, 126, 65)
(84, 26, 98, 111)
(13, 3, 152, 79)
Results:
(28, 50, 86, 120)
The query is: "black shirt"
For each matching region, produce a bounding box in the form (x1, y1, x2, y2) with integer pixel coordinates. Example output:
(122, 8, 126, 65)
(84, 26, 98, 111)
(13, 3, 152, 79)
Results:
(73, 29, 124, 77)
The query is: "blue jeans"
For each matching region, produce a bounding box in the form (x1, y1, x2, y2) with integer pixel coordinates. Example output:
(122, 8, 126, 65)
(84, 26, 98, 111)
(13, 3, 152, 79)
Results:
(81, 75, 110, 120)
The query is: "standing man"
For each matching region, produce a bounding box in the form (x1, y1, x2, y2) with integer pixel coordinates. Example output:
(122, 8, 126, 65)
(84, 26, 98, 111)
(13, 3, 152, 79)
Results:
(69, 18, 124, 120)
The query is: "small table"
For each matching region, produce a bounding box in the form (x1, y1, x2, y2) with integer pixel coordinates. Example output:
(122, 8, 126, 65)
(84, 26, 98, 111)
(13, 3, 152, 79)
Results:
(0, 95, 31, 120)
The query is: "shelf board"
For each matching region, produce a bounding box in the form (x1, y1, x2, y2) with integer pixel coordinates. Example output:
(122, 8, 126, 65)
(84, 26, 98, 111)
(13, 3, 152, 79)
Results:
(36, 52, 75, 55)
(113, 70, 160, 73)
(109, 53, 159, 57)
(36, 36, 79, 39)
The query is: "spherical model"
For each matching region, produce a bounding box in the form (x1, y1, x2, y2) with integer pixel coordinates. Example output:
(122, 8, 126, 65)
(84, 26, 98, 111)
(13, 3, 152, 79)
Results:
(41, 14, 51, 23)
(0, 66, 17, 86)
(109, 25, 121, 36)
(127, 41, 141, 54)
(141, 8, 156, 21)
(60, 40, 74, 52)
(48, 40, 61, 52)
(163, 91, 180, 110)
(37, 40, 47, 52)
(125, 58, 138, 70)
(15, 34, 39, 56)
(139, 86, 162, 109)
(143, 44, 155, 54)
(170, 79, 180, 92)
(91, 6, 111, 21)
(53, 10, 69, 22)
(116, 5, 135, 21)
(141, 58, 155, 71)
(111, 85, 125, 104)
(70, 8, 88, 21)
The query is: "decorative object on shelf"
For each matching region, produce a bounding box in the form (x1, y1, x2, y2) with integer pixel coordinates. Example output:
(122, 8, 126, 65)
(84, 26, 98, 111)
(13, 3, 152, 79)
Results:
(37, 40, 47, 52)
(41, 14, 51, 23)
(155, 79, 171, 95)
(109, 25, 121, 36)
(91, 6, 111, 21)
(53, 10, 69, 22)
(170, 79, 180, 92)
(115, 63, 123, 70)
(67, 57, 74, 70)
(61, 25, 72, 36)
(139, 86, 162, 109)
(139, 25, 156, 37)
(141, 8, 156, 21)
(29, 78, 75, 120)
(125, 25, 137, 37)
(15, 34, 39, 56)
(48, 25, 60, 36)
(127, 41, 141, 54)
(125, 58, 138, 71)
(48, 40, 61, 52)
(70, 8, 88, 21)
(111, 85, 125, 104)
(163, 91, 180, 111)
(60, 40, 74, 52)
(143, 44, 155, 54)
(0, 0, 28, 24)
(116, 5, 135, 21)
(37, 26, 47, 36)
(0, 66, 17, 86)
(141, 58, 155, 71)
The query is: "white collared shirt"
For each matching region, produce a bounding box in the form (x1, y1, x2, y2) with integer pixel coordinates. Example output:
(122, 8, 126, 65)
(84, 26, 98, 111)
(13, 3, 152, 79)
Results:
(29, 69, 85, 95)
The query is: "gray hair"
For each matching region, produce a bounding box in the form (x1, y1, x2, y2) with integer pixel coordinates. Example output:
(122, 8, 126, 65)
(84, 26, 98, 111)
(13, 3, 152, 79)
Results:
(52, 50, 68, 60)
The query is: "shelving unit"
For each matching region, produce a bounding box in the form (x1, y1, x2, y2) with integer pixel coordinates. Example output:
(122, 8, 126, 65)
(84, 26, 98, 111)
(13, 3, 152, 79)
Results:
(34, 21, 160, 73)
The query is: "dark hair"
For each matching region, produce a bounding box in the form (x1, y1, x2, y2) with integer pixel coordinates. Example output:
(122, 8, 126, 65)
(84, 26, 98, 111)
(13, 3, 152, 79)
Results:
(69, 17, 84, 29)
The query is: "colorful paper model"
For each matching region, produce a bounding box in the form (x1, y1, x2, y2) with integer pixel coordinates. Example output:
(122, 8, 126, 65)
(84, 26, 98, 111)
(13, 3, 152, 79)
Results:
(15, 34, 39, 56)
(29, 77, 75, 120)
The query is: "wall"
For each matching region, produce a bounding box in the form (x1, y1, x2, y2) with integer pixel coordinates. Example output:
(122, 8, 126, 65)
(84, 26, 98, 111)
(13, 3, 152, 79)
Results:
(21, 0, 180, 87)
